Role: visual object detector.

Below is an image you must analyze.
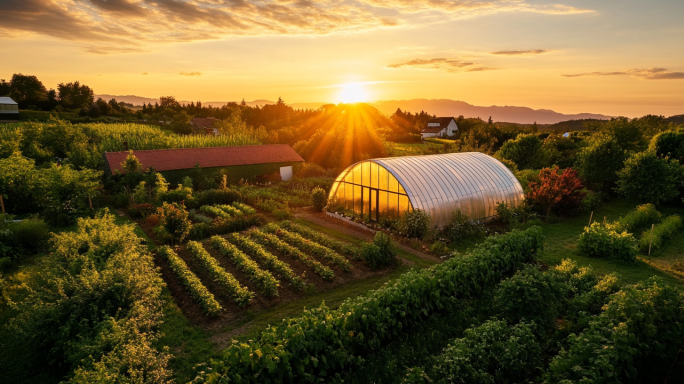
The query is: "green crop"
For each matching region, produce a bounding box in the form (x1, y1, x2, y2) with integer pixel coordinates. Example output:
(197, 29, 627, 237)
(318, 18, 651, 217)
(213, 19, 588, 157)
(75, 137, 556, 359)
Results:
(280, 220, 361, 260)
(210, 236, 279, 297)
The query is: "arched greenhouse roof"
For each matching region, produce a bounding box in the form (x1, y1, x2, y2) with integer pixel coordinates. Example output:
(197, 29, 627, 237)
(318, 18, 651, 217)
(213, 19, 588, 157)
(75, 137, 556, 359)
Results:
(329, 152, 524, 228)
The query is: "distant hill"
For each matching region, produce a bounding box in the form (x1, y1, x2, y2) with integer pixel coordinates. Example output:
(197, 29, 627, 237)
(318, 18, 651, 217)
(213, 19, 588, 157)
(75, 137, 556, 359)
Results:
(95, 95, 326, 110)
(666, 115, 684, 124)
(372, 99, 612, 125)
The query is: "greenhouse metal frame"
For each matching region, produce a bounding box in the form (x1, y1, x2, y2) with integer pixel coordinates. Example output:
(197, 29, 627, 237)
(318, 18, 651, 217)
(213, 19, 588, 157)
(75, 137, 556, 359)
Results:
(329, 152, 524, 228)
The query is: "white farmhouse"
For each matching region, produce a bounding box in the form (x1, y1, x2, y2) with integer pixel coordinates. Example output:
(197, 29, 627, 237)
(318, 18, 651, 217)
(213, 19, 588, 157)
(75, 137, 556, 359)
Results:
(0, 97, 19, 117)
(421, 117, 458, 139)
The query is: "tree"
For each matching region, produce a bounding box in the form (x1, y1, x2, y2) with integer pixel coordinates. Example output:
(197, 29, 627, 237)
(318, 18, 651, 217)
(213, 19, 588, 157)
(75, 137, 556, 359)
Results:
(0, 79, 10, 97)
(575, 136, 626, 192)
(155, 202, 191, 245)
(8, 73, 47, 109)
(616, 150, 684, 205)
(649, 128, 684, 164)
(122, 150, 143, 174)
(526, 166, 586, 218)
(497, 133, 544, 169)
(170, 111, 192, 134)
(57, 81, 94, 109)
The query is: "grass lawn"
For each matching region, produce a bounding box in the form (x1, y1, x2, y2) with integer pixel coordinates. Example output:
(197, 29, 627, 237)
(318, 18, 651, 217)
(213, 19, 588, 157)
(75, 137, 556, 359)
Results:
(390, 141, 442, 156)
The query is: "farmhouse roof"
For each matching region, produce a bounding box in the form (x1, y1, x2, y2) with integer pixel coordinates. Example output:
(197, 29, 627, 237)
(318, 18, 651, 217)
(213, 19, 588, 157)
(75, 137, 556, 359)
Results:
(104, 145, 304, 174)
(191, 117, 216, 129)
(422, 117, 456, 133)
(0, 97, 18, 105)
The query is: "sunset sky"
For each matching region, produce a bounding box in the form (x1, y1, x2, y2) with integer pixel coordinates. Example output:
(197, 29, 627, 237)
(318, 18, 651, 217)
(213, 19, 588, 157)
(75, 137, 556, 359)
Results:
(2, 0, 683, 117)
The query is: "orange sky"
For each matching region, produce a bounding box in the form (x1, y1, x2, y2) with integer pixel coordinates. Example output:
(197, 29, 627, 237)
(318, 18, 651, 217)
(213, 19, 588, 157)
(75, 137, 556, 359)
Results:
(2, 0, 684, 117)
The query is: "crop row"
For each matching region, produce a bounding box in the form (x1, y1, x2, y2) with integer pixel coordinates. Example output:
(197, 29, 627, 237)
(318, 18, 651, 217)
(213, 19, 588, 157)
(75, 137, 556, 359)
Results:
(189, 209, 213, 224)
(639, 215, 682, 252)
(158, 246, 222, 316)
(230, 233, 306, 291)
(200, 205, 232, 219)
(247, 228, 335, 280)
(280, 220, 361, 260)
(186, 241, 254, 306)
(210, 236, 280, 297)
(232, 201, 257, 215)
(217, 204, 243, 217)
(263, 223, 352, 272)
(195, 226, 544, 383)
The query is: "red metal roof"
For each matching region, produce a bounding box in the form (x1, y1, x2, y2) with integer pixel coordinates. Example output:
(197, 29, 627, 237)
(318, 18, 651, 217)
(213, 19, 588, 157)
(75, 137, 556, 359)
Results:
(191, 117, 216, 129)
(105, 145, 304, 174)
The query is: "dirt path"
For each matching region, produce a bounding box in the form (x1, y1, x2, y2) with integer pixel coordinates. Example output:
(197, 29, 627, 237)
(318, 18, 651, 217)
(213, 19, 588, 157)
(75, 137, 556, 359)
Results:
(294, 210, 443, 264)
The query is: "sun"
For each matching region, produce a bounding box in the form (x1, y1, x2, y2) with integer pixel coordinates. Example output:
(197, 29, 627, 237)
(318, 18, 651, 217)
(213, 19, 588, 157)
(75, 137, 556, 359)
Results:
(338, 82, 369, 103)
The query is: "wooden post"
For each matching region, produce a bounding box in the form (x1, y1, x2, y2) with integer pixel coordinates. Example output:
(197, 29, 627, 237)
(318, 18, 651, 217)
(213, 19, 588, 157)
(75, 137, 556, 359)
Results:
(648, 224, 655, 256)
(89, 196, 93, 209)
(0, 195, 4, 215)
(588, 211, 593, 227)
(603, 216, 606, 225)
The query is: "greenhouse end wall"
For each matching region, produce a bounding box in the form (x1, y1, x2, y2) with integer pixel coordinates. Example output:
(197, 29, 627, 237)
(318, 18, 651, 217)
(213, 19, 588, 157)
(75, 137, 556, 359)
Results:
(328, 152, 524, 228)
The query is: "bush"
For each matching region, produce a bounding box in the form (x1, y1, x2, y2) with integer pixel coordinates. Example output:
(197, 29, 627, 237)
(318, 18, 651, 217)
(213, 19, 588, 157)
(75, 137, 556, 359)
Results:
(497, 133, 545, 170)
(427, 320, 541, 384)
(545, 278, 684, 384)
(158, 184, 192, 204)
(639, 215, 682, 253)
(526, 167, 586, 218)
(155, 202, 191, 245)
(611, 203, 661, 233)
(190, 188, 242, 208)
(273, 208, 292, 220)
(580, 190, 604, 212)
(0, 215, 50, 263)
(188, 222, 211, 240)
(195, 226, 544, 383)
(311, 186, 327, 211)
(576, 137, 626, 192)
(616, 150, 684, 205)
(362, 232, 398, 269)
(429, 241, 450, 256)
(649, 128, 684, 163)
(444, 209, 486, 240)
(399, 209, 431, 239)
(296, 162, 327, 178)
(127, 203, 156, 219)
(577, 222, 637, 261)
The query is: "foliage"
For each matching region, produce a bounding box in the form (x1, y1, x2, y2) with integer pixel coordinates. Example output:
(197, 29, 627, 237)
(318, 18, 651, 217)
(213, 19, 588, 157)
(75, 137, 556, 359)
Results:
(649, 128, 684, 163)
(188, 209, 213, 224)
(423, 320, 541, 384)
(580, 190, 604, 212)
(193, 226, 543, 383)
(263, 224, 353, 272)
(497, 133, 545, 170)
(444, 209, 486, 241)
(0, 215, 50, 263)
(526, 166, 586, 218)
(128, 203, 156, 219)
(199, 205, 232, 219)
(296, 162, 327, 178)
(311, 186, 327, 212)
(279, 220, 361, 260)
(362, 232, 398, 269)
(155, 202, 191, 245)
(611, 203, 661, 233)
(189, 188, 242, 208)
(577, 222, 638, 261)
(209, 236, 279, 297)
(639, 215, 683, 253)
(513, 168, 541, 194)
(429, 241, 451, 256)
(217, 204, 243, 217)
(399, 209, 431, 239)
(188, 222, 211, 240)
(231, 201, 256, 215)
(208, 214, 266, 236)
(158, 184, 193, 204)
(575, 136, 626, 192)
(545, 277, 684, 384)
(616, 150, 684, 205)
(2, 212, 170, 383)
(158, 246, 222, 316)
(273, 208, 293, 220)
(229, 233, 305, 291)
(247, 228, 335, 280)
(122, 150, 143, 174)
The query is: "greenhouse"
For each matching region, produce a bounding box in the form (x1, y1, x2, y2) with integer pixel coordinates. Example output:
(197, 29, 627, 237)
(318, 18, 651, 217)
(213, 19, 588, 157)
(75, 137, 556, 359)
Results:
(329, 152, 524, 228)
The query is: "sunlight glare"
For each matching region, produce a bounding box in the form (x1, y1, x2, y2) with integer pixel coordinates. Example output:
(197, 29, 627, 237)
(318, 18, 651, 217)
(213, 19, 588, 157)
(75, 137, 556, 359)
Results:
(338, 82, 369, 103)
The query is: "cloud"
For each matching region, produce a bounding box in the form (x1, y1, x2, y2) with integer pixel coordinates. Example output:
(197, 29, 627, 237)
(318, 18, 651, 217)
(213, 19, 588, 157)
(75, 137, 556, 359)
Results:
(179, 71, 202, 76)
(562, 67, 684, 80)
(0, 0, 595, 53)
(387, 57, 495, 73)
(491, 49, 549, 55)
(142, 72, 148, 75)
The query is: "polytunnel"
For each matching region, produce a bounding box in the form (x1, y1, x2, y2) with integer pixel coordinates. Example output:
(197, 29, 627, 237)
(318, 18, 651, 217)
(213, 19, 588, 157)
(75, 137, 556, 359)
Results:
(328, 152, 524, 228)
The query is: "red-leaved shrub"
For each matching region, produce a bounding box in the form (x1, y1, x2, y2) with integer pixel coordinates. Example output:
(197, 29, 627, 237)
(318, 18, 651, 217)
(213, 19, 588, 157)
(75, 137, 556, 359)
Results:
(526, 167, 586, 217)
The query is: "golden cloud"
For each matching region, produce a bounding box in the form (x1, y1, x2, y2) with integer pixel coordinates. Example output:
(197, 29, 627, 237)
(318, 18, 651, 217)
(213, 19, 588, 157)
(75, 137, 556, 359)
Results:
(562, 67, 684, 80)
(387, 57, 494, 73)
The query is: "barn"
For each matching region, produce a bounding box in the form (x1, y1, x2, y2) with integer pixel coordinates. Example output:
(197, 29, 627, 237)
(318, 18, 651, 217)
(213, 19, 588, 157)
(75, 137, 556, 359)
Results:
(328, 152, 524, 228)
(104, 145, 304, 185)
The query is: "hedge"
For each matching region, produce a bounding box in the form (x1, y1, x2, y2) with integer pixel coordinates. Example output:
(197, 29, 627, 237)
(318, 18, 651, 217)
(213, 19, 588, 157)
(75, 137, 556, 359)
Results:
(577, 223, 637, 261)
(639, 215, 683, 253)
(192, 226, 544, 383)
(611, 203, 661, 233)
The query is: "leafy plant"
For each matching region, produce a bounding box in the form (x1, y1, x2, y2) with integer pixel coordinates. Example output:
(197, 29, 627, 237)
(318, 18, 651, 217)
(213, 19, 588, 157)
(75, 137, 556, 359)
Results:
(575, 136, 626, 192)
(444, 209, 486, 240)
(526, 166, 586, 218)
(188, 222, 211, 240)
(210, 236, 279, 297)
(497, 133, 545, 170)
(155, 202, 191, 245)
(616, 150, 684, 205)
(186, 240, 254, 305)
(611, 203, 661, 233)
(158, 246, 222, 315)
(311, 186, 327, 212)
(399, 209, 431, 239)
(199, 205, 232, 219)
(577, 222, 637, 261)
(639, 215, 682, 253)
(128, 203, 156, 219)
(231, 201, 256, 215)
(280, 220, 361, 260)
(429, 241, 450, 256)
(362, 231, 398, 269)
(263, 224, 352, 272)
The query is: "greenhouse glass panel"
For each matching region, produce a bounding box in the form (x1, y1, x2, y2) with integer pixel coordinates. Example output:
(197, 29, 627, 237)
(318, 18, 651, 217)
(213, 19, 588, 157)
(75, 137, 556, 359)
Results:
(370, 190, 377, 221)
(363, 187, 370, 217)
(388, 174, 399, 193)
(399, 194, 409, 215)
(388, 192, 398, 219)
(345, 169, 353, 183)
(362, 162, 370, 187)
(379, 190, 388, 216)
(379, 166, 388, 190)
(370, 162, 379, 189)
(354, 185, 362, 212)
(345, 183, 353, 210)
(353, 164, 361, 185)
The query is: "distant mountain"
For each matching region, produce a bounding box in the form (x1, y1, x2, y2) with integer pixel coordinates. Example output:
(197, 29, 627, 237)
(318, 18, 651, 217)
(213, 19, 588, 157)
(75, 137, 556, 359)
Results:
(95, 95, 326, 110)
(372, 99, 612, 125)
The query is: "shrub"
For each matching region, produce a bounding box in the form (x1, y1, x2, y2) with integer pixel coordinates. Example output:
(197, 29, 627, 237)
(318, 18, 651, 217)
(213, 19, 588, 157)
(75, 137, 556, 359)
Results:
(188, 209, 213, 224)
(217, 204, 243, 217)
(611, 203, 661, 233)
(545, 278, 684, 384)
(577, 222, 637, 261)
(311, 186, 327, 211)
(428, 320, 541, 384)
(128, 203, 156, 219)
(273, 208, 293, 220)
(195, 226, 544, 383)
(576, 136, 626, 192)
(639, 215, 683, 253)
(616, 150, 684, 205)
(580, 190, 604, 212)
(429, 240, 450, 256)
(649, 128, 684, 163)
(497, 133, 545, 170)
(296, 162, 327, 178)
(188, 222, 211, 240)
(526, 166, 586, 218)
(158, 246, 222, 315)
(155, 202, 191, 245)
(399, 209, 431, 239)
(495, 201, 535, 226)
(444, 209, 486, 240)
(362, 232, 398, 269)
(210, 236, 279, 297)
(158, 184, 192, 203)
(231, 201, 256, 215)
(0, 216, 50, 262)
(190, 188, 242, 208)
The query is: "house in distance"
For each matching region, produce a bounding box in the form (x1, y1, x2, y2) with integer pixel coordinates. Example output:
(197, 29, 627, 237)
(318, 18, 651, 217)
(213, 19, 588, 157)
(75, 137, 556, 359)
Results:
(104, 144, 304, 185)
(421, 117, 458, 139)
(191, 117, 219, 135)
(0, 97, 19, 119)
